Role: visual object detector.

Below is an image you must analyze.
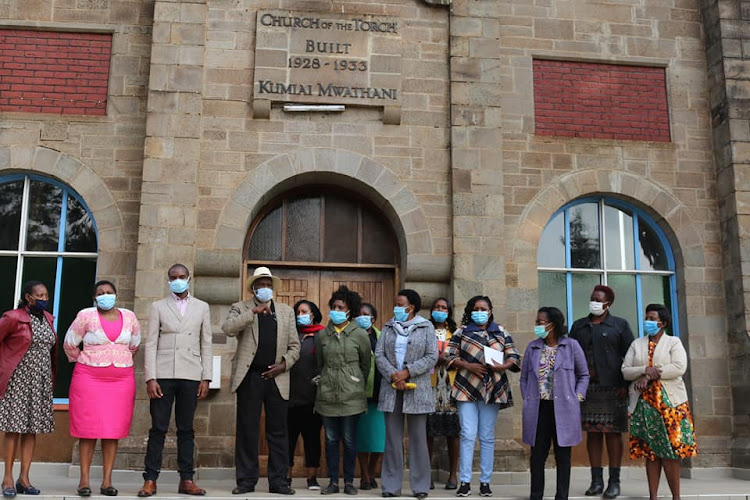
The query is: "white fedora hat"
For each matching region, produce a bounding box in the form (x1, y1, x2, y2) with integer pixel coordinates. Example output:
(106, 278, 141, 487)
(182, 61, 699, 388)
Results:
(246, 266, 282, 292)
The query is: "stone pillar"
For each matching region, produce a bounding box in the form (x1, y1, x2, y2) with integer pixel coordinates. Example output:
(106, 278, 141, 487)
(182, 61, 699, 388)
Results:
(134, 0, 207, 318)
(450, 0, 525, 471)
(700, 0, 750, 472)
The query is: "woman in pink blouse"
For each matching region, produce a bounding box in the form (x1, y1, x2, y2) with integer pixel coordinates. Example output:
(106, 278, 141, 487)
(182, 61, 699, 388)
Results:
(64, 280, 141, 497)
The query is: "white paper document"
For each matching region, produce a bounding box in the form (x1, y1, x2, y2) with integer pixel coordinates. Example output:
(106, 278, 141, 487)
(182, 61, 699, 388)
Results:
(483, 346, 504, 366)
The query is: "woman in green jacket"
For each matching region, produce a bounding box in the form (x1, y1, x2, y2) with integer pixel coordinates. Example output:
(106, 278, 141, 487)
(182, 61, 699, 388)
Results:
(315, 286, 371, 496)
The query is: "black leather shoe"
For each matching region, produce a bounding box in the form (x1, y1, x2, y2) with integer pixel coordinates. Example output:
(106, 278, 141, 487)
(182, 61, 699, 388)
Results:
(603, 481, 620, 499)
(270, 485, 295, 495)
(76, 487, 91, 497)
(343, 483, 357, 495)
(100, 486, 118, 496)
(320, 483, 339, 495)
(382, 493, 398, 498)
(232, 485, 254, 495)
(416, 493, 428, 499)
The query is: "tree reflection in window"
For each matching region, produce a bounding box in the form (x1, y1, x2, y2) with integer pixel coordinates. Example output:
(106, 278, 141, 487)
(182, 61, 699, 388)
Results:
(537, 198, 677, 337)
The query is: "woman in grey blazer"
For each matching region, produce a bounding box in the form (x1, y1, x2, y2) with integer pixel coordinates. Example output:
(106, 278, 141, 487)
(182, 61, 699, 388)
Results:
(375, 289, 438, 500)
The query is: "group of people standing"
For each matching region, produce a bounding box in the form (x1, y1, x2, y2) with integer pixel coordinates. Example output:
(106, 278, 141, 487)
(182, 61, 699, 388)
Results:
(0, 267, 696, 500)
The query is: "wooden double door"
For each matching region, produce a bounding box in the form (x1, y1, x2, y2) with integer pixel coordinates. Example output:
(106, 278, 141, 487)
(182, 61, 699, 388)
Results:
(243, 266, 396, 476)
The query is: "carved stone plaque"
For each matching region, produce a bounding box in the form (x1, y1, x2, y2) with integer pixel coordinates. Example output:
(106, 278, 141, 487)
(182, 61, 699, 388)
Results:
(253, 10, 402, 107)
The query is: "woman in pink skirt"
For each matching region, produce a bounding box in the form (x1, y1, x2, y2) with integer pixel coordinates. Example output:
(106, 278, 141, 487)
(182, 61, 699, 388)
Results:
(64, 280, 141, 497)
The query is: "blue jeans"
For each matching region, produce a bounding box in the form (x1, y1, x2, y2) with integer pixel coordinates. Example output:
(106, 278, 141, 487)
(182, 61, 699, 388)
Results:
(322, 415, 360, 484)
(457, 401, 500, 484)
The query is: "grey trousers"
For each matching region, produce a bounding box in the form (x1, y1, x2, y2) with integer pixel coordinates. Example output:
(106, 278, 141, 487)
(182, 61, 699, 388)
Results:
(382, 392, 431, 495)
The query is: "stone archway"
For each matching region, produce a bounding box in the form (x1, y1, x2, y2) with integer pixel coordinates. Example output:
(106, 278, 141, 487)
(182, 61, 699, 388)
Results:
(1, 145, 125, 252)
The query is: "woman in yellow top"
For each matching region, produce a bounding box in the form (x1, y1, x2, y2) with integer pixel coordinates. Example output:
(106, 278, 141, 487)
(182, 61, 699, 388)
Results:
(426, 298, 459, 490)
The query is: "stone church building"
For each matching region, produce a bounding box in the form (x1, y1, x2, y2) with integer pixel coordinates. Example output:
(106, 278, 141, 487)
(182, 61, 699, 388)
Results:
(0, 0, 748, 478)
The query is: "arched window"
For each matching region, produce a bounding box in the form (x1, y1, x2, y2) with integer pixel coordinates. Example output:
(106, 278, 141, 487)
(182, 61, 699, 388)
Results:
(537, 197, 678, 337)
(0, 174, 98, 399)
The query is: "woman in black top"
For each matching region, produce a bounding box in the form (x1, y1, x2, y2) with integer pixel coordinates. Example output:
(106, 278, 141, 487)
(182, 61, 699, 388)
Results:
(287, 300, 325, 491)
(569, 285, 634, 500)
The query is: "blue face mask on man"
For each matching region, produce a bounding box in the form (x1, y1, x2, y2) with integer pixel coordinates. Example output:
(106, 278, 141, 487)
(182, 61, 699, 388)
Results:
(471, 310, 489, 325)
(169, 278, 189, 294)
(355, 315, 373, 330)
(254, 287, 273, 303)
(643, 320, 661, 336)
(431, 310, 448, 323)
(329, 310, 349, 325)
(393, 306, 410, 322)
(96, 294, 116, 311)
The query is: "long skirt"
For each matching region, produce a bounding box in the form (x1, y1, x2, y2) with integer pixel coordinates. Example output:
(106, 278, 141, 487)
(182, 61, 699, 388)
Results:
(356, 401, 386, 453)
(69, 363, 136, 439)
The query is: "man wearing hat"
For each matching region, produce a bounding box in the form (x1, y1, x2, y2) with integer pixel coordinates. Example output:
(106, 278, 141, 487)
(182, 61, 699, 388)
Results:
(222, 267, 300, 495)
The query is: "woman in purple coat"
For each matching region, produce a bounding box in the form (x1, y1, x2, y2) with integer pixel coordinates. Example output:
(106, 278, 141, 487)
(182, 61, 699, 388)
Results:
(520, 307, 589, 500)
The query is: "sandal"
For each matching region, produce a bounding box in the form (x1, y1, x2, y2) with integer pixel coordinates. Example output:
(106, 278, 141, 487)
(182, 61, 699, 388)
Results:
(100, 486, 118, 496)
(77, 487, 91, 497)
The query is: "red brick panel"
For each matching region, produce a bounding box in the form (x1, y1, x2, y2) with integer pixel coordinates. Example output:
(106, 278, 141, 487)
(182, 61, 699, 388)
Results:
(533, 60, 670, 142)
(0, 29, 111, 115)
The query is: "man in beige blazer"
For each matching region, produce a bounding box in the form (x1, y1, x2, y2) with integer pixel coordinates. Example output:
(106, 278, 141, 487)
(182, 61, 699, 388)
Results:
(222, 266, 300, 495)
(138, 264, 212, 498)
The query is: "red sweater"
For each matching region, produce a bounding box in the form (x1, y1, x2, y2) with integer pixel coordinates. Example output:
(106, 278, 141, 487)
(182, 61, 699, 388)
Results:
(0, 308, 57, 398)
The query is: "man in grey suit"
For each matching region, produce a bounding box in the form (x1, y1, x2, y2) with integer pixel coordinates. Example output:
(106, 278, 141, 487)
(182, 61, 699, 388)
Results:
(222, 266, 300, 495)
(138, 264, 212, 498)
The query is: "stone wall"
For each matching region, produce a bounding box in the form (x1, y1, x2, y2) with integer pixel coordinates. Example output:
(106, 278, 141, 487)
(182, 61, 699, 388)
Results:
(699, 0, 750, 471)
(450, 0, 730, 467)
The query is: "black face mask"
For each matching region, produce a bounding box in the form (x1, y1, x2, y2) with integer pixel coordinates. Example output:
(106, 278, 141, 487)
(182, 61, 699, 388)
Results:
(30, 299, 48, 315)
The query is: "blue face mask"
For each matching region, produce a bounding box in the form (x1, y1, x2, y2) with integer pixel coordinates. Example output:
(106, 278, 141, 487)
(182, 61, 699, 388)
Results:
(534, 324, 549, 339)
(644, 320, 661, 336)
(96, 294, 116, 311)
(393, 306, 409, 322)
(471, 310, 489, 325)
(255, 287, 273, 303)
(169, 278, 189, 294)
(32, 299, 49, 313)
(431, 310, 448, 323)
(296, 314, 312, 326)
(329, 310, 349, 325)
(355, 315, 373, 330)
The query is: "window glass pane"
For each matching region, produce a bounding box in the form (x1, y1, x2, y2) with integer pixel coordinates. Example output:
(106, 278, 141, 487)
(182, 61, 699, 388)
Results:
(20, 257, 57, 311)
(641, 274, 673, 335)
(247, 205, 282, 261)
(362, 209, 396, 265)
(65, 195, 97, 253)
(286, 196, 321, 262)
(604, 205, 635, 270)
(537, 211, 565, 268)
(54, 257, 97, 398)
(26, 180, 62, 252)
(0, 256, 18, 315)
(538, 272, 568, 326)
(607, 274, 638, 334)
(638, 218, 669, 271)
(0, 180, 23, 251)
(571, 273, 601, 321)
(323, 196, 358, 263)
(569, 203, 600, 269)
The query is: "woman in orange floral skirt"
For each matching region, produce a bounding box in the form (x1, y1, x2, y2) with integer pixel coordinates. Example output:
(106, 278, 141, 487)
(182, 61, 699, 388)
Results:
(622, 304, 696, 500)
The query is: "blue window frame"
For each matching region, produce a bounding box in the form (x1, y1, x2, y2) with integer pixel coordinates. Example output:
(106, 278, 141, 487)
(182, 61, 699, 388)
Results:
(0, 173, 99, 402)
(537, 197, 678, 337)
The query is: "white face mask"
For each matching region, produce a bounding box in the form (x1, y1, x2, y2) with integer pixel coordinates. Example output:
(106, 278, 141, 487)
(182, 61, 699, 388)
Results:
(589, 301, 606, 316)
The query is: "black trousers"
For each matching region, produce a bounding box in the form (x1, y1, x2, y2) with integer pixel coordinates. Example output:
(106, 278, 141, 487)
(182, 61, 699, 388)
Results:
(287, 403, 322, 469)
(143, 379, 199, 481)
(530, 400, 572, 500)
(235, 370, 289, 489)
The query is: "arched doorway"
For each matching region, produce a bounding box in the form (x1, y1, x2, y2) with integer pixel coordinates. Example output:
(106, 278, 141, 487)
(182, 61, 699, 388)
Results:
(243, 188, 400, 476)
(244, 188, 400, 329)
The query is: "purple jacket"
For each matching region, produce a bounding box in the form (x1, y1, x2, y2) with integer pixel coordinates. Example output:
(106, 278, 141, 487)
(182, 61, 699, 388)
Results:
(520, 337, 589, 447)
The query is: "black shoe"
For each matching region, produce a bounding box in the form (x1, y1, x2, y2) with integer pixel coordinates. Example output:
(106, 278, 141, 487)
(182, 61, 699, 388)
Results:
(603, 481, 620, 499)
(359, 479, 371, 491)
(14, 483, 39, 496)
(585, 467, 604, 496)
(445, 481, 458, 490)
(76, 487, 91, 498)
(370, 479, 378, 489)
(382, 494, 397, 498)
(430, 480, 434, 490)
(456, 482, 471, 497)
(100, 486, 118, 497)
(307, 478, 321, 491)
(321, 483, 339, 495)
(270, 485, 295, 495)
(286, 477, 292, 486)
(415, 494, 428, 499)
(232, 485, 255, 494)
(343, 483, 357, 495)
(480, 483, 492, 497)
